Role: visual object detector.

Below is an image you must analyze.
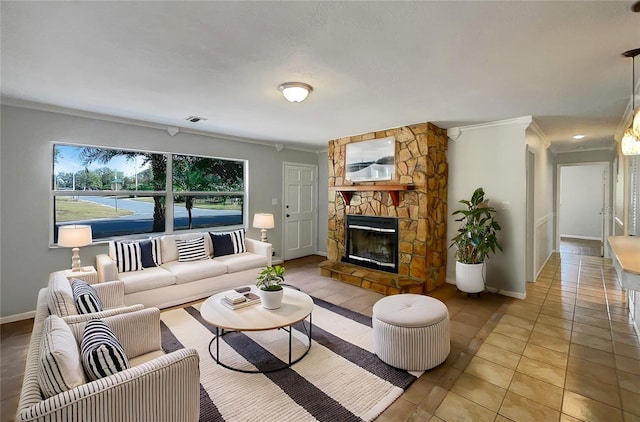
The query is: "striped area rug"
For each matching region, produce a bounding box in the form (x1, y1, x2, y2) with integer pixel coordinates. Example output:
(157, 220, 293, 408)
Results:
(160, 296, 422, 422)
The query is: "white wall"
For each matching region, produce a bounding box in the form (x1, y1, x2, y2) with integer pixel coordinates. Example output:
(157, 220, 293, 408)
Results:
(447, 118, 529, 297)
(0, 105, 322, 318)
(525, 128, 554, 280)
(559, 164, 606, 239)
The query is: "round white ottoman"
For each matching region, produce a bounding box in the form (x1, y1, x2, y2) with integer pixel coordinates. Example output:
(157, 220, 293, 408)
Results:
(372, 294, 450, 371)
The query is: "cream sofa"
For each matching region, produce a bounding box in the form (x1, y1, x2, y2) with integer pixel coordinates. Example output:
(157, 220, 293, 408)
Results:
(96, 232, 272, 309)
(16, 288, 200, 422)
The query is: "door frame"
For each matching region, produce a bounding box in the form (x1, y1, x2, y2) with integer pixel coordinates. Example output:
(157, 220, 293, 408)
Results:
(555, 161, 610, 258)
(525, 147, 535, 282)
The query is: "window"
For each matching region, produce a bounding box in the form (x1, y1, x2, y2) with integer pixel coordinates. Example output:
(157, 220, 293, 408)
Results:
(52, 144, 246, 243)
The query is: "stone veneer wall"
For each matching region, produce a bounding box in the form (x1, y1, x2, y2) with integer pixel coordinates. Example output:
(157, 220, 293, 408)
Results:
(327, 122, 448, 292)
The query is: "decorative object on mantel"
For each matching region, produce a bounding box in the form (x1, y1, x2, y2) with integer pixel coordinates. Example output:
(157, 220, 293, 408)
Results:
(450, 187, 502, 295)
(256, 265, 285, 309)
(620, 47, 640, 156)
(252, 213, 275, 242)
(58, 225, 93, 272)
(345, 137, 396, 182)
(329, 184, 415, 206)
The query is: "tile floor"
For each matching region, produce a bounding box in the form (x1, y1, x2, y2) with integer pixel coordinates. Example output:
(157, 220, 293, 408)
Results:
(1, 250, 638, 422)
(560, 237, 602, 258)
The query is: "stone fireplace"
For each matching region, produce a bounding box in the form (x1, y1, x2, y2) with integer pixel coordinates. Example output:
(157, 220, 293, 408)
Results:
(344, 215, 398, 274)
(322, 122, 448, 295)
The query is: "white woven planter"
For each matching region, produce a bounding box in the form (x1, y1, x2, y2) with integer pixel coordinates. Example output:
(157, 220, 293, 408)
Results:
(455, 261, 486, 293)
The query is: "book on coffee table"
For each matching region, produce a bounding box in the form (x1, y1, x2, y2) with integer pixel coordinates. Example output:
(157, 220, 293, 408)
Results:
(220, 292, 261, 310)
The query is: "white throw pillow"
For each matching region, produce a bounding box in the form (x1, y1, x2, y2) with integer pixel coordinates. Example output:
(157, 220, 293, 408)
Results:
(47, 275, 78, 317)
(38, 315, 86, 398)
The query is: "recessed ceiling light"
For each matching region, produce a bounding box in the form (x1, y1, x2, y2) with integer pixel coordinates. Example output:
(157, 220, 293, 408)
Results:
(572, 134, 585, 140)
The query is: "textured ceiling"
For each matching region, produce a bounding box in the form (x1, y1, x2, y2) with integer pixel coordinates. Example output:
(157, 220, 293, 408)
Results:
(2, 1, 639, 152)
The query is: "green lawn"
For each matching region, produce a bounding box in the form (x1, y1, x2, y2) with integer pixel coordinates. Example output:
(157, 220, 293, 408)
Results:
(55, 197, 133, 222)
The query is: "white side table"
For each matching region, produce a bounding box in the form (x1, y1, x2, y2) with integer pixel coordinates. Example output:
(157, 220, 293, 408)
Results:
(64, 266, 98, 285)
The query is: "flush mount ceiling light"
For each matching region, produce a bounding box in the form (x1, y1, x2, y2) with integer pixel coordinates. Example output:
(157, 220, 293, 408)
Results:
(621, 48, 640, 156)
(278, 82, 313, 103)
(572, 134, 585, 140)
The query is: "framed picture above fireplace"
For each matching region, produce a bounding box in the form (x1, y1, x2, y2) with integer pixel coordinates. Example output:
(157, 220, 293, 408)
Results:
(345, 137, 396, 182)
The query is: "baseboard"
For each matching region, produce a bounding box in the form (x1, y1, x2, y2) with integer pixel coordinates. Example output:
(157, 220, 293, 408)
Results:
(485, 286, 527, 300)
(0, 310, 35, 324)
(446, 277, 526, 300)
(560, 235, 601, 241)
(315, 250, 328, 257)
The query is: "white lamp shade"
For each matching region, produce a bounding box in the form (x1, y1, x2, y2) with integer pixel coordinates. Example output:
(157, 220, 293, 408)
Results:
(633, 108, 640, 137)
(253, 213, 275, 229)
(278, 82, 312, 103)
(58, 225, 93, 247)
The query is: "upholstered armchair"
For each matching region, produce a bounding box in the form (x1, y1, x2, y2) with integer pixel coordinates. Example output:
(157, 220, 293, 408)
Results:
(47, 271, 144, 322)
(16, 298, 200, 422)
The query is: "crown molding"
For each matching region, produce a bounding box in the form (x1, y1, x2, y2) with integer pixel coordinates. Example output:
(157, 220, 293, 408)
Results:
(447, 115, 533, 140)
(527, 119, 551, 148)
(1, 96, 321, 153)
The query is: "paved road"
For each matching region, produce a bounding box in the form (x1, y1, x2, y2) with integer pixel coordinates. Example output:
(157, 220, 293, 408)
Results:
(56, 196, 242, 240)
(82, 196, 239, 219)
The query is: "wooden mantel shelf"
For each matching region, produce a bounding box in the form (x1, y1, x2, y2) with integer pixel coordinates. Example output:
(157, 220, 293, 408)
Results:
(329, 184, 415, 206)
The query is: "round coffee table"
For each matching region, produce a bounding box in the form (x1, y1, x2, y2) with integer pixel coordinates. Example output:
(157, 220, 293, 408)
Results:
(200, 286, 314, 373)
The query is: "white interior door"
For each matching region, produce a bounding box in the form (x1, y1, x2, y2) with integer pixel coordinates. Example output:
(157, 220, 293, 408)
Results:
(283, 163, 317, 260)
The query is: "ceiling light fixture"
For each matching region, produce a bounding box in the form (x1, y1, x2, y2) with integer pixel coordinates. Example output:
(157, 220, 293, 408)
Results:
(278, 82, 313, 103)
(572, 134, 585, 140)
(621, 48, 640, 156)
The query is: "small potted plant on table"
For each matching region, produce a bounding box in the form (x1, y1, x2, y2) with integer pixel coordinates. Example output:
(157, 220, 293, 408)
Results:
(450, 187, 502, 295)
(256, 265, 285, 309)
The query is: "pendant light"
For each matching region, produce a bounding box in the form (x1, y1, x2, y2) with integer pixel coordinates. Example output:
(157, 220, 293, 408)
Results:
(621, 48, 640, 156)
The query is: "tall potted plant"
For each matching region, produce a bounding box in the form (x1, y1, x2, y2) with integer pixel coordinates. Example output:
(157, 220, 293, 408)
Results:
(450, 187, 502, 294)
(256, 265, 285, 309)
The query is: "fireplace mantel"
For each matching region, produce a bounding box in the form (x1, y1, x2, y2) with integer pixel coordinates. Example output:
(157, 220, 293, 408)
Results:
(329, 184, 415, 206)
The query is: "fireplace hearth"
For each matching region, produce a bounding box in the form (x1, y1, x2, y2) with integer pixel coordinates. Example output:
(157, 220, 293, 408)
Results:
(343, 215, 398, 274)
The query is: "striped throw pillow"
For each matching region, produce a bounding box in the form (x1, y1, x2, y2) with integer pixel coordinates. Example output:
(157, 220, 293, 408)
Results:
(113, 241, 143, 273)
(71, 279, 103, 314)
(81, 319, 130, 381)
(209, 229, 246, 257)
(175, 237, 209, 262)
(38, 315, 86, 398)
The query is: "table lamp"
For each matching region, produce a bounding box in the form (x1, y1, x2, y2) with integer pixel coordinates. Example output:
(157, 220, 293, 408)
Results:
(253, 213, 275, 243)
(58, 224, 93, 271)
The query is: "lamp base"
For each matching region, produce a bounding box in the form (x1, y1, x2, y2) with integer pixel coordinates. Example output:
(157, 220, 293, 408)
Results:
(260, 228, 268, 243)
(71, 247, 82, 272)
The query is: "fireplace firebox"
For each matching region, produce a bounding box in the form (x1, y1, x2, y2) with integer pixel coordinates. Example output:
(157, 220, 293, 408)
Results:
(343, 215, 398, 274)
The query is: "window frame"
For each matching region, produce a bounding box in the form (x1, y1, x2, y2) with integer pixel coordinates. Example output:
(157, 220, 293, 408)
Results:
(50, 142, 248, 245)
